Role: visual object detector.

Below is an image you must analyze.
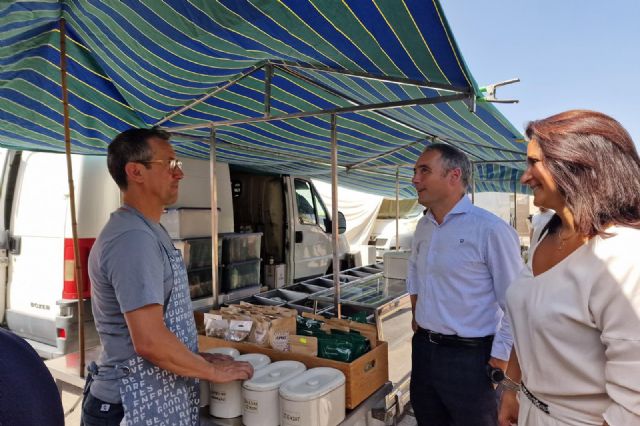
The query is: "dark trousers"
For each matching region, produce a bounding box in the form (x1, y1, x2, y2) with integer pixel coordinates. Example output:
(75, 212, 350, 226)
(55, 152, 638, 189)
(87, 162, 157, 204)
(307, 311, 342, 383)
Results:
(80, 372, 124, 426)
(410, 331, 497, 426)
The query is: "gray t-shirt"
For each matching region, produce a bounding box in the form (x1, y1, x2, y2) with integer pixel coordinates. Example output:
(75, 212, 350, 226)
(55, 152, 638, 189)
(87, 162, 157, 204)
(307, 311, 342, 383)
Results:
(88, 206, 174, 403)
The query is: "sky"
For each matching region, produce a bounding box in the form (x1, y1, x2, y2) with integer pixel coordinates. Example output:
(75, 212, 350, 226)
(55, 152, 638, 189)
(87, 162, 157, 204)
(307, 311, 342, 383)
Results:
(440, 1, 640, 146)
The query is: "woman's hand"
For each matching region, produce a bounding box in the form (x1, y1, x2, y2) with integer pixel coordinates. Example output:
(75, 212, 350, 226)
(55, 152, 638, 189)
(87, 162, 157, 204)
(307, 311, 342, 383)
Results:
(498, 389, 519, 426)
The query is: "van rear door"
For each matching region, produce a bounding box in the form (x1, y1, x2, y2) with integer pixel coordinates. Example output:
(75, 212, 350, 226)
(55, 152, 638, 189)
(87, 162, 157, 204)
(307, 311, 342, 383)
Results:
(5, 152, 70, 348)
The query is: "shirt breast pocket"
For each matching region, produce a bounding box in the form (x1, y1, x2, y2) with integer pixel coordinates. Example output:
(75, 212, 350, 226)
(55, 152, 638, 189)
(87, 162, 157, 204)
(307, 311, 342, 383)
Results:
(446, 239, 486, 273)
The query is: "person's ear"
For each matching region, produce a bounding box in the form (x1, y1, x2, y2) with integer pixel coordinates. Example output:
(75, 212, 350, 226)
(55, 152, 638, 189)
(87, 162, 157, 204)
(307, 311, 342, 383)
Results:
(124, 162, 145, 184)
(449, 167, 462, 185)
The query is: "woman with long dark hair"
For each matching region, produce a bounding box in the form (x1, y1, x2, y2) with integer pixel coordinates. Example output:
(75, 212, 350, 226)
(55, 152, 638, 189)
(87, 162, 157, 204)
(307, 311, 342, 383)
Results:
(498, 110, 640, 425)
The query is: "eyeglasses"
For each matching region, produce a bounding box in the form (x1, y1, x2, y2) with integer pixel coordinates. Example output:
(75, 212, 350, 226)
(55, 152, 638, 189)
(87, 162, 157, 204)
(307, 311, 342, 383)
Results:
(138, 159, 183, 173)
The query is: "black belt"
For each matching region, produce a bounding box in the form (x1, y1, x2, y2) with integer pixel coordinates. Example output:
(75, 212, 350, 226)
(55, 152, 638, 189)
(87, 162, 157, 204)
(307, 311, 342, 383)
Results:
(521, 383, 550, 415)
(416, 327, 493, 347)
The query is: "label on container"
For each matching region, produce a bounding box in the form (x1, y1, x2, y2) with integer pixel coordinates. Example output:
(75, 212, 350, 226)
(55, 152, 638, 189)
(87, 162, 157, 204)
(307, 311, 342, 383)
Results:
(281, 409, 302, 425)
(210, 390, 226, 402)
(243, 397, 258, 412)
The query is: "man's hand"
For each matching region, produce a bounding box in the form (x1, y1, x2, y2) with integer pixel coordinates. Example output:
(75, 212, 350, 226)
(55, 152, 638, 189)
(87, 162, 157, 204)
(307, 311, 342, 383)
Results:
(498, 389, 519, 426)
(208, 359, 254, 384)
(411, 316, 418, 332)
(489, 357, 508, 372)
(200, 352, 234, 363)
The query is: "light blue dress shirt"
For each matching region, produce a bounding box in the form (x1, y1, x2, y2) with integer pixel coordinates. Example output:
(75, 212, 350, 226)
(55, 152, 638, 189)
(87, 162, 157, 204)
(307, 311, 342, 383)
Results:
(406, 196, 523, 360)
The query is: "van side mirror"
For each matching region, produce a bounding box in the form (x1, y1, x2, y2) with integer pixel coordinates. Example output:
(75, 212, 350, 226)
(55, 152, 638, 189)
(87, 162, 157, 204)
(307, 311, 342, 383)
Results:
(337, 211, 347, 234)
(324, 211, 347, 234)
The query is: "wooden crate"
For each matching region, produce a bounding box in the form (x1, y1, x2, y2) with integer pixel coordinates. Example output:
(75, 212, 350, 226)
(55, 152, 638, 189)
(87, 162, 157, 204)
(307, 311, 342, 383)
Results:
(198, 334, 388, 409)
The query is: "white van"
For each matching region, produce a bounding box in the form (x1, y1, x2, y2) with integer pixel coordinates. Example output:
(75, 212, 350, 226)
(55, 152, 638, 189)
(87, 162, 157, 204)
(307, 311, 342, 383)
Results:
(368, 199, 423, 256)
(0, 150, 348, 358)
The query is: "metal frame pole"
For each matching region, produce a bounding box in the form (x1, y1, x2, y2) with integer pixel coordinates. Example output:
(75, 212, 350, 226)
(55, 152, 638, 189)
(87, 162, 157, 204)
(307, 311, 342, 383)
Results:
(59, 18, 85, 377)
(471, 163, 475, 204)
(209, 127, 220, 308)
(165, 93, 469, 132)
(330, 114, 341, 319)
(395, 167, 399, 252)
(155, 63, 266, 126)
(264, 64, 272, 118)
(513, 185, 517, 229)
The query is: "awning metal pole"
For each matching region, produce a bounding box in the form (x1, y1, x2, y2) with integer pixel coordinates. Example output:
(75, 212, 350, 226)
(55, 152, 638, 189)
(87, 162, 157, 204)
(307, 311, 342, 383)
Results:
(59, 18, 85, 378)
(513, 185, 517, 229)
(269, 60, 469, 93)
(165, 93, 469, 133)
(471, 163, 475, 204)
(330, 114, 341, 319)
(155, 63, 266, 126)
(264, 64, 272, 118)
(273, 63, 526, 159)
(209, 127, 219, 308)
(395, 167, 400, 252)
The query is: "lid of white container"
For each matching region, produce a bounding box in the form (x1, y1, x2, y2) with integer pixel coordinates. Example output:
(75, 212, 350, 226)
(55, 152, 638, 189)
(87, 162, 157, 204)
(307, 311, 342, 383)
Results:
(279, 367, 345, 401)
(235, 353, 271, 370)
(242, 361, 306, 392)
(204, 347, 240, 358)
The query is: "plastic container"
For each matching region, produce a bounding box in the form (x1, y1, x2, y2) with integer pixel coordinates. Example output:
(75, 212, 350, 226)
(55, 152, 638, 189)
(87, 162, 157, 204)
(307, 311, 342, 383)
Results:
(323, 274, 359, 283)
(160, 208, 211, 238)
(241, 361, 307, 426)
(209, 353, 271, 418)
(286, 283, 328, 295)
(219, 232, 262, 264)
(287, 298, 333, 314)
(220, 259, 261, 292)
(279, 367, 346, 426)
(174, 238, 213, 269)
(187, 267, 213, 299)
(225, 294, 285, 307)
(300, 277, 335, 288)
(253, 288, 307, 305)
(199, 347, 241, 408)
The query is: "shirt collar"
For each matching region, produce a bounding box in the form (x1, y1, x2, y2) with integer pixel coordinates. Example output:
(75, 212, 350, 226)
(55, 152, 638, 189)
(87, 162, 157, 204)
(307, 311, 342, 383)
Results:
(449, 195, 473, 215)
(426, 195, 472, 224)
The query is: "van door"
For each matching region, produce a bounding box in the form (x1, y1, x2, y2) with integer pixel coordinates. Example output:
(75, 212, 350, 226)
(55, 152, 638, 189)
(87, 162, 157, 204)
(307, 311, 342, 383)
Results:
(0, 148, 11, 324)
(5, 152, 114, 357)
(290, 178, 334, 279)
(5, 152, 70, 350)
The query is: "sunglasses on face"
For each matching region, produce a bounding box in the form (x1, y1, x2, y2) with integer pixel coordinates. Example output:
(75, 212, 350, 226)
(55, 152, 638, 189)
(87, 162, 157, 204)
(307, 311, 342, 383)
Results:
(137, 159, 183, 173)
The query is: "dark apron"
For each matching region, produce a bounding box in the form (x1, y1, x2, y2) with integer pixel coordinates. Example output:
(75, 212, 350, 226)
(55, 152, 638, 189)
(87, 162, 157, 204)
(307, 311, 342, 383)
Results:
(89, 209, 200, 425)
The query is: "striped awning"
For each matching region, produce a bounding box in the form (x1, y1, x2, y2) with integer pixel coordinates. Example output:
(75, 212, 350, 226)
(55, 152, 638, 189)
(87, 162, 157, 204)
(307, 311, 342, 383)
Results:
(0, 0, 528, 197)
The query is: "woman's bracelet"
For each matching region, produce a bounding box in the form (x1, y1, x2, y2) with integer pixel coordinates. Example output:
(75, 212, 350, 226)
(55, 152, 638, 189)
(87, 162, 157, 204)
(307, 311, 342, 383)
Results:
(499, 375, 522, 392)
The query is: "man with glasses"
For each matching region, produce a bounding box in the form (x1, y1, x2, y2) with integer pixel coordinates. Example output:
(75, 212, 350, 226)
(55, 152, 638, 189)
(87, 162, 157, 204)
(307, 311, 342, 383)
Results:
(82, 128, 253, 425)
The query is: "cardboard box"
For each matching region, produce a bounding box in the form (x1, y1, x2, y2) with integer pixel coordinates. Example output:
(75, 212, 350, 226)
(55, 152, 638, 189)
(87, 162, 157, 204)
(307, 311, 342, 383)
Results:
(264, 263, 285, 289)
(195, 312, 388, 409)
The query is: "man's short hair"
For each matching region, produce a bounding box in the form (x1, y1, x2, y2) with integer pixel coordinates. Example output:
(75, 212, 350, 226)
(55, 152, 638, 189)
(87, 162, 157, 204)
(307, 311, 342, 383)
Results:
(107, 127, 171, 189)
(423, 143, 471, 188)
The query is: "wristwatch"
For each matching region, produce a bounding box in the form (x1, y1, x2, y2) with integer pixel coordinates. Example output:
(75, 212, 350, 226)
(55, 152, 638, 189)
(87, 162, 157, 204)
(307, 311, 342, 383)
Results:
(486, 365, 521, 392)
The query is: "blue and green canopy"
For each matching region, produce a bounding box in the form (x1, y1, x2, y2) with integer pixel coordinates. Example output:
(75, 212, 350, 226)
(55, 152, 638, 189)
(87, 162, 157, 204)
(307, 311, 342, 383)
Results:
(0, 0, 528, 197)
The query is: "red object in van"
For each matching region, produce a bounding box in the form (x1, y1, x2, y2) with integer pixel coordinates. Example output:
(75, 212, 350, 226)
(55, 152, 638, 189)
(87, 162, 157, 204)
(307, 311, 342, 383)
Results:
(63, 238, 95, 299)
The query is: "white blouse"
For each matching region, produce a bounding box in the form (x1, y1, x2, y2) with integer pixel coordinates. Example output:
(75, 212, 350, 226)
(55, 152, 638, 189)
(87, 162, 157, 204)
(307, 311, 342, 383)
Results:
(506, 226, 640, 426)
